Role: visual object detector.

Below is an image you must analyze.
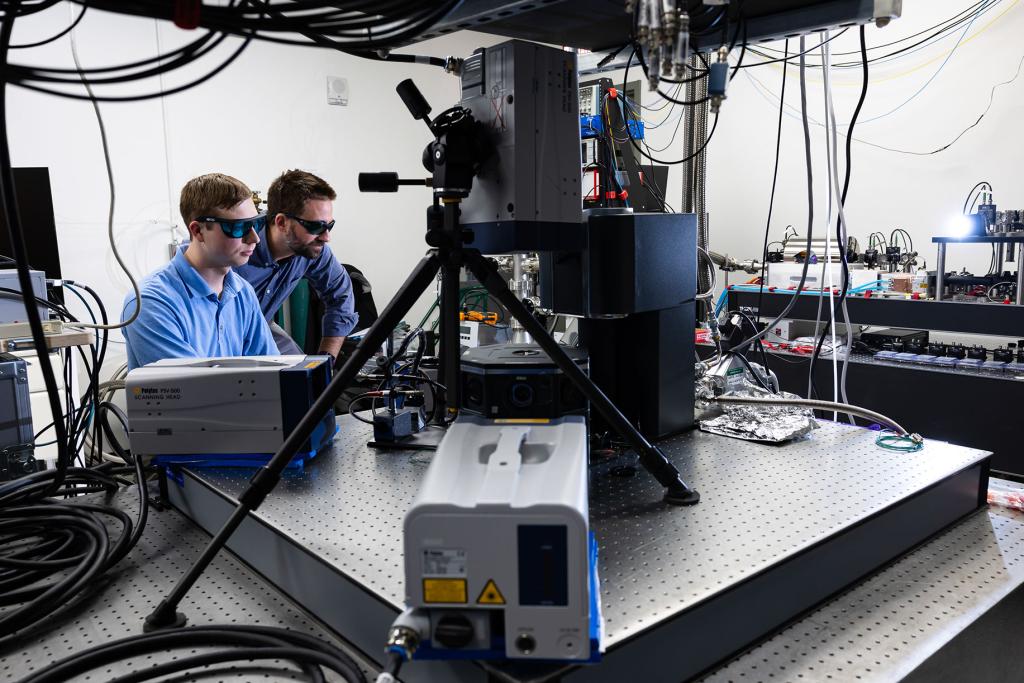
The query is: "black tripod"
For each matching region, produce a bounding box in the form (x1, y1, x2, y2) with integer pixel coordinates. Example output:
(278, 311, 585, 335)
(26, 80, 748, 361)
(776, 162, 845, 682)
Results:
(145, 80, 698, 632)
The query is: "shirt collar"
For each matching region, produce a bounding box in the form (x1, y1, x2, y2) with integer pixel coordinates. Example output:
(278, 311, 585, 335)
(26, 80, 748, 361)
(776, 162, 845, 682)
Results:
(248, 225, 275, 268)
(222, 269, 245, 300)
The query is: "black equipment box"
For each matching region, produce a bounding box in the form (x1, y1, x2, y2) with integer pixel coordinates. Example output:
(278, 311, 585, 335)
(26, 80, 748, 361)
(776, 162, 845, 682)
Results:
(860, 328, 929, 350)
(0, 352, 36, 481)
(539, 212, 697, 317)
(460, 343, 588, 419)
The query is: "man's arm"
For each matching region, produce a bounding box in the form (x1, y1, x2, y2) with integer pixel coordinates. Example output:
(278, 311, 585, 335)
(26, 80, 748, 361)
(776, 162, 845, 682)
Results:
(304, 245, 359, 358)
(317, 335, 344, 360)
(122, 296, 201, 369)
(240, 287, 280, 356)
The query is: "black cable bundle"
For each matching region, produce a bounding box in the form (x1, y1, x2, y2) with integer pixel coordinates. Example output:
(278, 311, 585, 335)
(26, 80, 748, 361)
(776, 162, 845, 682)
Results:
(0, 1, 155, 645)
(349, 327, 446, 426)
(2, 0, 460, 102)
(0, 452, 148, 643)
(746, 1, 1001, 70)
(19, 624, 367, 683)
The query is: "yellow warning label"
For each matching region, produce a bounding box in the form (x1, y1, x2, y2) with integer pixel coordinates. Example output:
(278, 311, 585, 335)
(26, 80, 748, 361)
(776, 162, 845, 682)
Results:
(305, 361, 321, 368)
(493, 418, 551, 424)
(423, 578, 467, 604)
(476, 579, 506, 605)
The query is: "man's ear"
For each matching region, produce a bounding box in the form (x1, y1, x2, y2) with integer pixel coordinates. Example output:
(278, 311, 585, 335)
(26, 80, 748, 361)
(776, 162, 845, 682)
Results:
(272, 212, 288, 230)
(187, 220, 204, 241)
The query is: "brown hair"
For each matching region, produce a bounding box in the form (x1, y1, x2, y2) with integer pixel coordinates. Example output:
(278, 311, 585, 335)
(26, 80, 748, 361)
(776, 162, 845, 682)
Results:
(179, 173, 252, 226)
(266, 169, 336, 219)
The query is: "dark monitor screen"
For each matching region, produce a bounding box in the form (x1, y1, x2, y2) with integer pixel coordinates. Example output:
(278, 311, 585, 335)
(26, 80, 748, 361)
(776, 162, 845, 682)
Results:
(0, 167, 62, 282)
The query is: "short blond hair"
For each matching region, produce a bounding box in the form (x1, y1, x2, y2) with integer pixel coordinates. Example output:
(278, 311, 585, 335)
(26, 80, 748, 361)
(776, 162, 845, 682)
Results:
(179, 173, 252, 225)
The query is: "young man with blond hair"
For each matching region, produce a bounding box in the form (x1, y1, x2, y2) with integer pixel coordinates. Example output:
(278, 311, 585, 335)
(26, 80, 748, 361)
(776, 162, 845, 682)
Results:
(122, 173, 278, 369)
(235, 169, 358, 360)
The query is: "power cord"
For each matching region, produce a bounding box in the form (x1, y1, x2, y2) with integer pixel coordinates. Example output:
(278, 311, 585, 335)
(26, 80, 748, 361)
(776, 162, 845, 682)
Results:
(18, 624, 367, 683)
(69, 21, 141, 329)
(727, 34, 815, 352)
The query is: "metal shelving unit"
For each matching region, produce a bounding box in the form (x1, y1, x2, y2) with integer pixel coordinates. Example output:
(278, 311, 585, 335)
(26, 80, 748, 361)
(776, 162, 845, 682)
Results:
(727, 290, 1024, 337)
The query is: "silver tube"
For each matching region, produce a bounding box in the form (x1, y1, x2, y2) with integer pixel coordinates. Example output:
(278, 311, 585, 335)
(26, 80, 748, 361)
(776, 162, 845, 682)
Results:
(935, 243, 947, 301)
(694, 72, 712, 301)
(711, 395, 911, 436)
(681, 54, 697, 213)
(708, 251, 763, 274)
(509, 254, 532, 343)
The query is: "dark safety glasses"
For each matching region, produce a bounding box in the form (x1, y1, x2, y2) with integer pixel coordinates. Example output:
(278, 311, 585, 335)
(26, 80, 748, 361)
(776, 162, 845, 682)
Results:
(195, 213, 267, 238)
(285, 213, 336, 235)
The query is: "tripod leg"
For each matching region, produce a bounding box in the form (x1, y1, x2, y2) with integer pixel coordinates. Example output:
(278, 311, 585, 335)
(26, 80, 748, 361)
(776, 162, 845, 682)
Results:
(438, 202, 461, 419)
(145, 252, 444, 631)
(464, 251, 699, 506)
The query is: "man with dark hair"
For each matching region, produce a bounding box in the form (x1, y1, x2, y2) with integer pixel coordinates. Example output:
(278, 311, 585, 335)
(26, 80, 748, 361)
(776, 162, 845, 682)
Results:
(122, 173, 278, 369)
(235, 169, 358, 360)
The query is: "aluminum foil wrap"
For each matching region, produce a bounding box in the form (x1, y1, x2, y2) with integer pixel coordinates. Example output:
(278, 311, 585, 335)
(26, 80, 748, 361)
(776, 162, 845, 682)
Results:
(697, 383, 819, 443)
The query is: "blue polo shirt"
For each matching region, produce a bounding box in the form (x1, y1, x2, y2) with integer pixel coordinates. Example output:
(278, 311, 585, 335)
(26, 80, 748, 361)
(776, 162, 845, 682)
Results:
(121, 248, 279, 370)
(234, 226, 358, 338)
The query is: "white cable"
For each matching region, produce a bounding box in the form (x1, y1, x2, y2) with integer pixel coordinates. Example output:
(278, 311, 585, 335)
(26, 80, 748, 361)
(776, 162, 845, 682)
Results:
(807, 256, 826, 399)
(823, 35, 857, 420)
(821, 33, 839, 418)
(69, 16, 141, 330)
(711, 395, 911, 436)
(153, 19, 180, 242)
(805, 35, 837, 407)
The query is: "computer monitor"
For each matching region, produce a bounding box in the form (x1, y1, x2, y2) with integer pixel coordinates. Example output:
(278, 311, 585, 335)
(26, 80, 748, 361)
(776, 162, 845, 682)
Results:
(0, 167, 63, 284)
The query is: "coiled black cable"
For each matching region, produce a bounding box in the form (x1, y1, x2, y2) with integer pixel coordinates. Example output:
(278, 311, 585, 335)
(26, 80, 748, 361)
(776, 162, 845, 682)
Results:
(18, 624, 367, 683)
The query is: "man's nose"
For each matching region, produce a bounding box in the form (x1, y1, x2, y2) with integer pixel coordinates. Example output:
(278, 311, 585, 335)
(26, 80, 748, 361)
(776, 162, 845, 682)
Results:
(244, 227, 260, 244)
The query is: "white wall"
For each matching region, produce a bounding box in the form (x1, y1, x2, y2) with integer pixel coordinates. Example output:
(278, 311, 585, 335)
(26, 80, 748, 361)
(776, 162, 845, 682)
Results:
(7, 5, 506, 374)
(7, 1, 1024, 378)
(622, 0, 1024, 284)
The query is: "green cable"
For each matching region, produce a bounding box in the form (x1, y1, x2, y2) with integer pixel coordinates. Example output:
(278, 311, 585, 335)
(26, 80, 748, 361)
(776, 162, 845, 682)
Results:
(416, 296, 439, 330)
(876, 432, 923, 453)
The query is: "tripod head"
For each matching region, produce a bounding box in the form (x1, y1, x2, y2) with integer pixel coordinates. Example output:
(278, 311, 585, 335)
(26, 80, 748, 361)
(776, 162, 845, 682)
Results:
(358, 79, 492, 202)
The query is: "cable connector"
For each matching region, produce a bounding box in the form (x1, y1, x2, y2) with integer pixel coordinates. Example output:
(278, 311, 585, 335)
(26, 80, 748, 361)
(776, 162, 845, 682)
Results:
(375, 609, 427, 682)
(673, 11, 690, 78)
(444, 56, 463, 76)
(636, 0, 651, 45)
(386, 625, 421, 661)
(173, 0, 201, 30)
(646, 45, 661, 91)
(708, 45, 729, 114)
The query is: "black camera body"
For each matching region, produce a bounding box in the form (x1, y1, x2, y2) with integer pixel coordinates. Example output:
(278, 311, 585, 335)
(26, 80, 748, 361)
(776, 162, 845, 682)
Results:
(460, 343, 588, 420)
(422, 106, 492, 200)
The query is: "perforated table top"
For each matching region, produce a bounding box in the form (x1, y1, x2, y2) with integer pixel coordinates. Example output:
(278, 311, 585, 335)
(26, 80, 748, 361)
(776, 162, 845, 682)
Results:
(192, 418, 987, 647)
